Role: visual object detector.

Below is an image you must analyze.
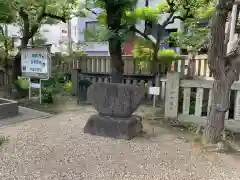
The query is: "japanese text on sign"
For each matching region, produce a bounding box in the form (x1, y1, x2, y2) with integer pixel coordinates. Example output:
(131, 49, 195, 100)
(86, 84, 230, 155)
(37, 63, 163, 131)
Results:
(21, 48, 49, 75)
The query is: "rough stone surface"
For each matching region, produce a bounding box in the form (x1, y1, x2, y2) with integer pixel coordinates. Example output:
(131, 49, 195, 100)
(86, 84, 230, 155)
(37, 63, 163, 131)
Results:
(84, 115, 143, 140)
(87, 83, 144, 117)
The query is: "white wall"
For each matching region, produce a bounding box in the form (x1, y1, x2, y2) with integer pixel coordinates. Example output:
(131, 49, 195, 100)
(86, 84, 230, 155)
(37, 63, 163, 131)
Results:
(7, 17, 79, 53)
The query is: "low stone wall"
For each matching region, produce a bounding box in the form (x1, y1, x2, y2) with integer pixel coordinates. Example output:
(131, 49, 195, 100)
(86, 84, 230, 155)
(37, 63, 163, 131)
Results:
(0, 98, 19, 119)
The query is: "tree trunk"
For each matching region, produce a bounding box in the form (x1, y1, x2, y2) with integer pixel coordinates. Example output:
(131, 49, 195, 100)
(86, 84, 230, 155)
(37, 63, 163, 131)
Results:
(108, 37, 124, 83)
(106, 4, 124, 83)
(202, 0, 234, 144)
(12, 37, 29, 81)
(150, 46, 159, 73)
(203, 78, 231, 144)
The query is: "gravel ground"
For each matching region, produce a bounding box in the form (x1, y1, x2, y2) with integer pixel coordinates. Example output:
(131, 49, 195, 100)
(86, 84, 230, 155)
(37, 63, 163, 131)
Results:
(0, 106, 240, 180)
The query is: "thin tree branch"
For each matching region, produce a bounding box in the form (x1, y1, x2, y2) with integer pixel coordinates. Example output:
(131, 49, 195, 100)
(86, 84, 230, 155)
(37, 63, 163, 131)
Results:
(29, 6, 46, 39)
(86, 7, 98, 15)
(130, 26, 155, 46)
(163, 2, 193, 27)
(162, 12, 175, 27)
(44, 13, 67, 22)
(29, 5, 67, 40)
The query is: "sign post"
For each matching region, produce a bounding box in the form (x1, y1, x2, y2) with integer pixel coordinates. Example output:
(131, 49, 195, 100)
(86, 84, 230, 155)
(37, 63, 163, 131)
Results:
(21, 45, 52, 104)
(148, 86, 160, 120)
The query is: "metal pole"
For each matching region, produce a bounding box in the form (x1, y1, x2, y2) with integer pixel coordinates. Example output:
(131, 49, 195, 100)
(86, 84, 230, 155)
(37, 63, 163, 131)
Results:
(28, 78, 31, 100)
(152, 95, 156, 120)
(39, 80, 42, 104)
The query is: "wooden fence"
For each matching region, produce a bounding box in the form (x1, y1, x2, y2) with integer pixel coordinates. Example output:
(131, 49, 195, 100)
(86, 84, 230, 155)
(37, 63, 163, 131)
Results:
(74, 72, 167, 102)
(0, 68, 12, 97)
(164, 72, 240, 132)
(72, 54, 211, 77)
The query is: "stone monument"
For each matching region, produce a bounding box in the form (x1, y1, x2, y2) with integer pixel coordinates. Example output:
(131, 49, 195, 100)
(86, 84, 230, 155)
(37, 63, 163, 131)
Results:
(84, 83, 144, 140)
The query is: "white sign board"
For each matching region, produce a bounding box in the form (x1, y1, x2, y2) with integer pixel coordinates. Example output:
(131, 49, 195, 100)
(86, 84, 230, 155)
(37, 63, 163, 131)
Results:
(148, 87, 160, 95)
(30, 83, 41, 89)
(21, 46, 51, 79)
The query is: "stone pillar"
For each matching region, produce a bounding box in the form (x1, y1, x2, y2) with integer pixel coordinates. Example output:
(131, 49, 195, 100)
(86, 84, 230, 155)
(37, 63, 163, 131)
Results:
(164, 72, 180, 119)
(71, 69, 78, 96)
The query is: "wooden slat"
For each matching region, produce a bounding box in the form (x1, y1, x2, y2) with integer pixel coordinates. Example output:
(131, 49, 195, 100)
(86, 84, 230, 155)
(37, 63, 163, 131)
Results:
(183, 88, 191, 115)
(160, 81, 166, 101)
(195, 59, 199, 76)
(195, 88, 204, 116)
(203, 59, 208, 77)
(107, 59, 110, 72)
(91, 59, 94, 72)
(101, 58, 105, 72)
(87, 58, 92, 72)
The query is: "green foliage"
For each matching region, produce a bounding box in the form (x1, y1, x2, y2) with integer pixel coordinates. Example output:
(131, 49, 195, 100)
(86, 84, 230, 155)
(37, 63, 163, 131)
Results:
(133, 40, 153, 69)
(33, 31, 47, 45)
(91, 0, 138, 43)
(1, 0, 78, 51)
(0, 1, 15, 24)
(64, 81, 72, 93)
(133, 39, 179, 69)
(84, 22, 108, 42)
(41, 73, 70, 104)
(130, 0, 213, 71)
(164, 2, 214, 53)
(158, 49, 180, 62)
(16, 77, 29, 89)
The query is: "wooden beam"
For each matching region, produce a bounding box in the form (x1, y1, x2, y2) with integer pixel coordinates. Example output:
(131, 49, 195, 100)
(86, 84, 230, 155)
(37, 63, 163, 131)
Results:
(178, 114, 240, 133)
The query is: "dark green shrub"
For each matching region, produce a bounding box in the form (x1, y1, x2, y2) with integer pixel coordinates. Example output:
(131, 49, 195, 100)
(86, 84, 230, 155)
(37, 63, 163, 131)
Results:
(12, 77, 29, 99)
(41, 88, 54, 104)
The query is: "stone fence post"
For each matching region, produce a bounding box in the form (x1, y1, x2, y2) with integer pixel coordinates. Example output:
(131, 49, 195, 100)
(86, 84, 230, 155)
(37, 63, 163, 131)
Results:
(164, 72, 180, 119)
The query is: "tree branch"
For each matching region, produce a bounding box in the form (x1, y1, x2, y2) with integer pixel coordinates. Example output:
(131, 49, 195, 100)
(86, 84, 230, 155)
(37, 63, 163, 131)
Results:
(163, 2, 193, 27)
(44, 13, 67, 22)
(29, 6, 67, 40)
(86, 7, 98, 15)
(162, 12, 175, 27)
(130, 26, 155, 46)
(29, 6, 46, 39)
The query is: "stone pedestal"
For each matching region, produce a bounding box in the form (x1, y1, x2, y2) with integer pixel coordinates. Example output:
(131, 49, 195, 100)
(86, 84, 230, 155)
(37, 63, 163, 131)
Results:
(84, 83, 144, 140)
(84, 115, 143, 140)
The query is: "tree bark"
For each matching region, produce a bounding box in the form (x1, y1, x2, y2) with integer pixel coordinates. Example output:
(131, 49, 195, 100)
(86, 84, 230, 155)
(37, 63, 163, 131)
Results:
(202, 0, 234, 144)
(108, 37, 124, 83)
(106, 4, 124, 83)
(203, 79, 231, 144)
